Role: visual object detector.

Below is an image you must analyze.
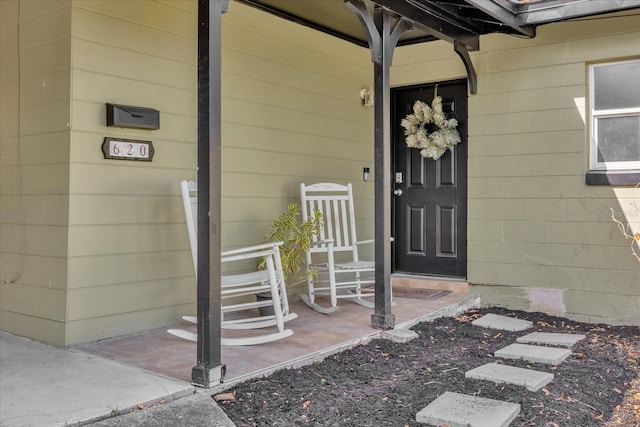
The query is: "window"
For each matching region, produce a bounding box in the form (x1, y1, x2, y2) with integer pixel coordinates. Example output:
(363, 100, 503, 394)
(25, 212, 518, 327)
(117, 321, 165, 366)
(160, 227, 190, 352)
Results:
(587, 59, 640, 184)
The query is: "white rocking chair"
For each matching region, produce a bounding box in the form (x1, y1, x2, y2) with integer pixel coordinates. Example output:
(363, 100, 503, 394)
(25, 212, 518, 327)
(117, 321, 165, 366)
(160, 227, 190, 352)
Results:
(299, 182, 378, 313)
(167, 180, 297, 346)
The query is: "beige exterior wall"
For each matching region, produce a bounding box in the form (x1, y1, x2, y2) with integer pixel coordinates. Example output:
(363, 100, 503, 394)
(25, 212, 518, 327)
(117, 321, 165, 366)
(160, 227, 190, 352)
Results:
(0, 0, 72, 346)
(65, 0, 199, 344)
(393, 12, 640, 325)
(220, 2, 374, 252)
(4, 1, 636, 347)
(2, 0, 373, 346)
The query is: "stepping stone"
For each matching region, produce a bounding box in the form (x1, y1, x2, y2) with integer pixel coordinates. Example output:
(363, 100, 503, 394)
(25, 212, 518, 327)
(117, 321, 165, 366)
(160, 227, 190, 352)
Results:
(466, 363, 554, 392)
(416, 391, 520, 427)
(517, 332, 585, 347)
(472, 313, 532, 331)
(495, 343, 571, 365)
(381, 328, 418, 343)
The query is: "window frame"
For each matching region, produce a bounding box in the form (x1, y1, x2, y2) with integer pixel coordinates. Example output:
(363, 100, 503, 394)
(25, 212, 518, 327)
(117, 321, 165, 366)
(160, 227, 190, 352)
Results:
(588, 59, 640, 173)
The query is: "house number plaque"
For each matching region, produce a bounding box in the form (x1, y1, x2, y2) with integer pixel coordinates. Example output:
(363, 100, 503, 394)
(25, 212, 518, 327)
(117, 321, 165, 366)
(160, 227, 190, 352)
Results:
(102, 137, 154, 161)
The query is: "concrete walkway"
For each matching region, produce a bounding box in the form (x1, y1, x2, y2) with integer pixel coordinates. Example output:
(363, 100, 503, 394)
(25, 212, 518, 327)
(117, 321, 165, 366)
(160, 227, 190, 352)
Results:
(0, 332, 231, 427)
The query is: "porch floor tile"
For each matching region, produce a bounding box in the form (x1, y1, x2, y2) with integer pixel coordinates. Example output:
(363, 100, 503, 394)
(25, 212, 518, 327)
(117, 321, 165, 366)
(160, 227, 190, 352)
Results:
(76, 292, 477, 384)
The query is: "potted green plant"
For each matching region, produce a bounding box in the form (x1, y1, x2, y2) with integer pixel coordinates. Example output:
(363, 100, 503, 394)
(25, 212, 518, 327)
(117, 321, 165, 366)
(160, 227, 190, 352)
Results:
(260, 202, 322, 282)
(256, 203, 322, 314)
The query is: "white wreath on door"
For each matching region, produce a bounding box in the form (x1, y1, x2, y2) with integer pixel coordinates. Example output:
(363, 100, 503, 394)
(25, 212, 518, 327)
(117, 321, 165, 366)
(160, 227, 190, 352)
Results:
(400, 96, 461, 160)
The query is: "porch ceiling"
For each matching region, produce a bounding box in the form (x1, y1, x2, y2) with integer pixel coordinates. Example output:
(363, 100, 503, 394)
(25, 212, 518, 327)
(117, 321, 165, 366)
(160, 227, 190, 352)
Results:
(235, 0, 640, 48)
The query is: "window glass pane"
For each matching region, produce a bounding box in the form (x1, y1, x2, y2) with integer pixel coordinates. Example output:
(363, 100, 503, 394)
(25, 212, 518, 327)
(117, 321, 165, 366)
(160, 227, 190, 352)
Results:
(597, 116, 640, 162)
(594, 62, 640, 110)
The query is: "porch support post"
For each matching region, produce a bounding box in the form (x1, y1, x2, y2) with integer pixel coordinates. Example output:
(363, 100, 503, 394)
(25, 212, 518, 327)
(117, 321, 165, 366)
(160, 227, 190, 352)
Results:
(192, 0, 228, 388)
(346, 0, 410, 330)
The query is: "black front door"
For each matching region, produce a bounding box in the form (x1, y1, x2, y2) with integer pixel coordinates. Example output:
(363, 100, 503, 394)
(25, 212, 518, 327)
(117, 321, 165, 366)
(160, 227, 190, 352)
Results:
(391, 80, 467, 278)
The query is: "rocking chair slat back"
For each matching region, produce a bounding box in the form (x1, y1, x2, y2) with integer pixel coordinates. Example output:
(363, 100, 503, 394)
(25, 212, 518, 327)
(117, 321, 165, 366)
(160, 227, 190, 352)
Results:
(302, 184, 357, 254)
(298, 182, 376, 313)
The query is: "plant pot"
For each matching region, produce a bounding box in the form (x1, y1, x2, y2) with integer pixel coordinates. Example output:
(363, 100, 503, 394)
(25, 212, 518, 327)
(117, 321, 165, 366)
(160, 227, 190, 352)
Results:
(256, 293, 275, 316)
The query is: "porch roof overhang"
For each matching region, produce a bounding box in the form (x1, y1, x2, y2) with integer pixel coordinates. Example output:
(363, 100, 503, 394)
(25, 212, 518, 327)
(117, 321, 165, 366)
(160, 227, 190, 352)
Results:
(235, 0, 640, 50)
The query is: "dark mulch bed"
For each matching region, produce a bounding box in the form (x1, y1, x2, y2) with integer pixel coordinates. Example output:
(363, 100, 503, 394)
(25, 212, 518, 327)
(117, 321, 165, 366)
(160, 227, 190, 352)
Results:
(218, 307, 640, 426)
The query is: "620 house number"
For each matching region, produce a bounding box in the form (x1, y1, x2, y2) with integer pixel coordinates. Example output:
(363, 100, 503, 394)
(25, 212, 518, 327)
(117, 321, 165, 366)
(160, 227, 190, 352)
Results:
(111, 141, 147, 157)
(102, 137, 154, 162)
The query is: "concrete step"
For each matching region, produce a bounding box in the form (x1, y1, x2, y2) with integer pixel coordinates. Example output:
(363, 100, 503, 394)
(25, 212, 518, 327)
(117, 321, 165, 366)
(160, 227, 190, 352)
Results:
(391, 274, 469, 294)
(517, 332, 586, 347)
(472, 313, 532, 332)
(494, 343, 571, 365)
(465, 362, 554, 392)
(416, 391, 520, 427)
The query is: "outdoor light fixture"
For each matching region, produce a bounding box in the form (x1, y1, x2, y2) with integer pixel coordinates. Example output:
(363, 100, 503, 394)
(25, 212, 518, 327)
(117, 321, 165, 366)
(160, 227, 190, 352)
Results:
(360, 88, 374, 107)
(363, 167, 370, 181)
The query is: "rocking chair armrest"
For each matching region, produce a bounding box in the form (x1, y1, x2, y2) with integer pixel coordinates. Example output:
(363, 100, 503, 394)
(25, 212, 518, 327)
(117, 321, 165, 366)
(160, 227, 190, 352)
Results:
(221, 241, 284, 257)
(355, 239, 374, 246)
(355, 237, 394, 246)
(222, 248, 278, 263)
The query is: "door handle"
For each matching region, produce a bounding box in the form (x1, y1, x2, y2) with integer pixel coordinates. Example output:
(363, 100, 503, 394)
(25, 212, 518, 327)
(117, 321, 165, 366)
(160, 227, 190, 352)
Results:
(393, 189, 403, 196)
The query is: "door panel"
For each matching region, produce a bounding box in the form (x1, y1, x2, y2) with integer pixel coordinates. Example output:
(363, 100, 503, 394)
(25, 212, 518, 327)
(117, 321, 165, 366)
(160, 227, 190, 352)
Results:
(437, 149, 456, 188)
(392, 81, 467, 278)
(436, 204, 456, 257)
(407, 205, 425, 255)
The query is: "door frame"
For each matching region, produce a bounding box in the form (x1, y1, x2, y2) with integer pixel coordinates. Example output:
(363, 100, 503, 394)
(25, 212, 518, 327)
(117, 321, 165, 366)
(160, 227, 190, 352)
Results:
(390, 79, 468, 279)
